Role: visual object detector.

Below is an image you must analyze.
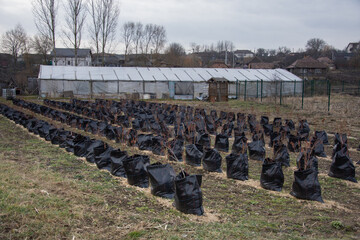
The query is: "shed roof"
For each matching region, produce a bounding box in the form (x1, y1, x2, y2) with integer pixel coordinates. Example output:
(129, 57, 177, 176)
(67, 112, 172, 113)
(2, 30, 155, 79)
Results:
(207, 77, 229, 82)
(51, 48, 92, 58)
(38, 65, 302, 82)
(286, 56, 327, 69)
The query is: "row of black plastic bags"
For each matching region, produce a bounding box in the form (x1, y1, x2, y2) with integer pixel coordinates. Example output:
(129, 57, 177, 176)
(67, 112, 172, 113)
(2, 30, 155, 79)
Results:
(0, 103, 205, 216)
(12, 98, 320, 203)
(8, 99, 357, 203)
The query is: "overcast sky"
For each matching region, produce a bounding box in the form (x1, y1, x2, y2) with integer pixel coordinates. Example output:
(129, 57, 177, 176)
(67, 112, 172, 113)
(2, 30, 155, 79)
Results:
(0, 0, 359, 53)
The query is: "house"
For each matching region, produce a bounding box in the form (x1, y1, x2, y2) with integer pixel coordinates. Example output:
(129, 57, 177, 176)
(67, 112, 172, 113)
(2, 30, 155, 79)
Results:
(209, 60, 229, 68)
(249, 62, 276, 69)
(234, 50, 255, 59)
(317, 57, 336, 70)
(51, 48, 92, 66)
(345, 42, 360, 53)
(286, 56, 327, 80)
(236, 56, 262, 69)
(92, 53, 125, 66)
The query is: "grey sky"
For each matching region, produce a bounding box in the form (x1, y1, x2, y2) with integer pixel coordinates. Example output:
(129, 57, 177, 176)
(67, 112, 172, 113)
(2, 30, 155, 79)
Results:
(0, 0, 359, 53)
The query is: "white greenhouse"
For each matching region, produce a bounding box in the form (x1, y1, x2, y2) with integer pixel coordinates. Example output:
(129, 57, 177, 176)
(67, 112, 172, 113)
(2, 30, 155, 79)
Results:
(38, 65, 303, 99)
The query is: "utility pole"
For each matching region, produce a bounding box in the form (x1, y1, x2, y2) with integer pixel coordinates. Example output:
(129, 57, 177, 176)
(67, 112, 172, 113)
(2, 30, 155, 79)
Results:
(225, 51, 228, 65)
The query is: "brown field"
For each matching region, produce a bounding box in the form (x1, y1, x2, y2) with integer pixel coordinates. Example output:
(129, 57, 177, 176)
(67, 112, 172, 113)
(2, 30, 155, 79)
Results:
(0, 94, 359, 240)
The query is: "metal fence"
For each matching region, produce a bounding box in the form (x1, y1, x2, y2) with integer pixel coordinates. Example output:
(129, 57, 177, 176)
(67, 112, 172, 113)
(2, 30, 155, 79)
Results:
(234, 79, 360, 111)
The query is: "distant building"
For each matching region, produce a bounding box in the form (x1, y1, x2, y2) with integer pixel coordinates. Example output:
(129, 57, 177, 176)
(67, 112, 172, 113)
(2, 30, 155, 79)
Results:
(234, 50, 255, 59)
(286, 56, 327, 80)
(236, 56, 262, 69)
(345, 42, 360, 53)
(209, 60, 229, 68)
(92, 53, 125, 66)
(249, 62, 276, 69)
(52, 48, 92, 66)
(317, 57, 336, 70)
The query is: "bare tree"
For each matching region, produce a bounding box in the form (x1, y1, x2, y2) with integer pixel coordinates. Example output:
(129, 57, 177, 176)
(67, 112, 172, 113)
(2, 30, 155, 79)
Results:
(132, 22, 143, 56)
(100, 0, 120, 65)
(277, 46, 291, 56)
(216, 40, 224, 53)
(32, 0, 58, 65)
(142, 24, 155, 54)
(152, 25, 166, 54)
(31, 34, 52, 63)
(165, 42, 186, 66)
(63, 0, 87, 66)
(306, 38, 326, 58)
(121, 21, 135, 62)
(88, 0, 102, 65)
(1, 24, 28, 65)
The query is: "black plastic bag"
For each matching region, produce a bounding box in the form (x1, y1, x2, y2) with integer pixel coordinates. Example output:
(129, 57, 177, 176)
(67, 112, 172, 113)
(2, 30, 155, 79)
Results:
(334, 133, 347, 146)
(127, 129, 138, 146)
(174, 171, 204, 216)
(298, 120, 310, 141)
(214, 133, 229, 152)
(311, 137, 326, 157)
(168, 137, 184, 162)
(260, 116, 269, 126)
(94, 146, 114, 171)
(285, 119, 295, 131)
(66, 134, 87, 153)
(260, 159, 284, 191)
(185, 144, 204, 166)
(296, 150, 318, 172)
(290, 168, 324, 202)
(202, 148, 222, 173)
(248, 140, 265, 161)
(74, 137, 93, 157)
(85, 140, 106, 163)
(252, 131, 265, 146)
(196, 132, 211, 148)
(288, 131, 301, 152)
(123, 154, 150, 188)
(329, 146, 357, 183)
(273, 142, 290, 167)
(147, 162, 176, 199)
(225, 153, 248, 181)
(110, 149, 128, 178)
(315, 130, 329, 145)
(137, 134, 154, 151)
(269, 130, 281, 147)
(232, 134, 248, 154)
(152, 136, 165, 156)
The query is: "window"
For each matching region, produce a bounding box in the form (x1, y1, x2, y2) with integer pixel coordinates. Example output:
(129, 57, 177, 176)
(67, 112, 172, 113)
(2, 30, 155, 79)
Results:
(315, 69, 322, 74)
(68, 61, 71, 65)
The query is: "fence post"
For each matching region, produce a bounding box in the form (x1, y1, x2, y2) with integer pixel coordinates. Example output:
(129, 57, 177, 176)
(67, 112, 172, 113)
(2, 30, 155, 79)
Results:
(256, 80, 259, 98)
(294, 80, 296, 96)
(342, 80, 345, 92)
(261, 80, 263, 102)
(90, 81, 93, 99)
(311, 79, 314, 97)
(301, 79, 304, 109)
(236, 80, 239, 99)
(328, 80, 331, 112)
(244, 80, 247, 101)
(280, 81, 283, 105)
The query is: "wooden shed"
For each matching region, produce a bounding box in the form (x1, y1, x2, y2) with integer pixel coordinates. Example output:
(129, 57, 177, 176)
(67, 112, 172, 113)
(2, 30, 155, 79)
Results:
(208, 77, 229, 102)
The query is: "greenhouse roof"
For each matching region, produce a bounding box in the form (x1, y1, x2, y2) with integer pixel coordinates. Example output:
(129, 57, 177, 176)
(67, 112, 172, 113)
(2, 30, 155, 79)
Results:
(39, 65, 302, 82)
